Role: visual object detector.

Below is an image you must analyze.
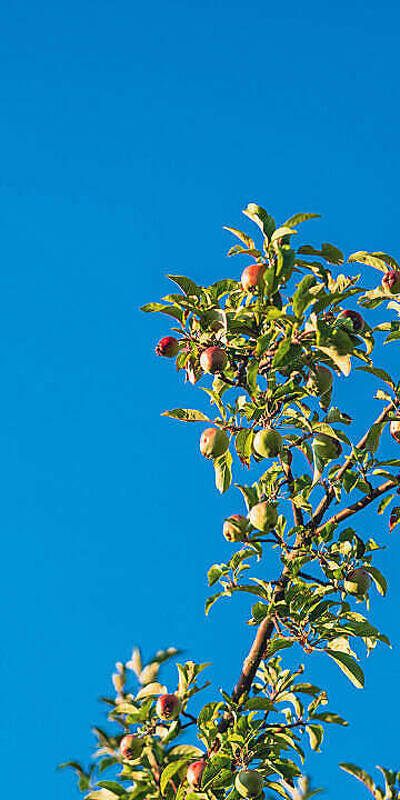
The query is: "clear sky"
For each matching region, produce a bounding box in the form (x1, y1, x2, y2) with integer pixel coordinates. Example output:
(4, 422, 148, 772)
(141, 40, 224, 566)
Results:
(1, 1, 400, 797)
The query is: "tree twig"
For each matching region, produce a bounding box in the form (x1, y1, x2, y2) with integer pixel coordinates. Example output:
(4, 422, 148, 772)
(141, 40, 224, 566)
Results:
(311, 401, 395, 529)
(313, 475, 399, 535)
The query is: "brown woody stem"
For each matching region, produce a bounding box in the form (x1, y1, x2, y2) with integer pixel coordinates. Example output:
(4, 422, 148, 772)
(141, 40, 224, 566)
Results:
(223, 399, 398, 722)
(311, 401, 395, 528)
(313, 476, 399, 535)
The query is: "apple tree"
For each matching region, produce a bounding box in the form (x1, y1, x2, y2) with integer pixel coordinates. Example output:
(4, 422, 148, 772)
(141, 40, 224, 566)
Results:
(62, 204, 400, 799)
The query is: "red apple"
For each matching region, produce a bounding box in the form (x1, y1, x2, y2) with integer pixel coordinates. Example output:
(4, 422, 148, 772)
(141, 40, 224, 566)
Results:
(155, 336, 179, 357)
(338, 309, 365, 333)
(241, 263, 266, 292)
(200, 428, 229, 459)
(382, 270, 400, 295)
(120, 734, 142, 760)
(187, 760, 206, 789)
(155, 693, 181, 721)
(200, 346, 228, 374)
(390, 420, 400, 443)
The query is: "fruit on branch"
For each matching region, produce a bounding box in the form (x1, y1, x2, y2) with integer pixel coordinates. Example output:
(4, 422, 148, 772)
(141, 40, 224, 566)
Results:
(253, 428, 283, 459)
(249, 501, 278, 532)
(306, 365, 333, 399)
(203, 308, 225, 331)
(241, 262, 266, 292)
(187, 760, 206, 789)
(200, 346, 228, 374)
(390, 420, 400, 443)
(155, 693, 181, 721)
(119, 734, 142, 760)
(382, 270, 400, 295)
(313, 433, 342, 461)
(338, 309, 365, 333)
(235, 769, 264, 798)
(223, 514, 248, 542)
(155, 336, 179, 357)
(344, 568, 372, 596)
(200, 428, 229, 459)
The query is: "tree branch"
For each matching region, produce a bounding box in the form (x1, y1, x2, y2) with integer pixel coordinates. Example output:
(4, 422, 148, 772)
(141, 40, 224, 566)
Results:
(310, 401, 395, 529)
(313, 476, 399, 536)
(221, 403, 399, 726)
(280, 455, 304, 528)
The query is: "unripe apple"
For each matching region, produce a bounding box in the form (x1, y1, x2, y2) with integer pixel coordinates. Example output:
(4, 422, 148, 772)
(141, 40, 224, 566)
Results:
(344, 568, 372, 596)
(338, 309, 365, 333)
(253, 428, 283, 459)
(200, 346, 228, 374)
(155, 693, 181, 721)
(203, 309, 225, 331)
(223, 514, 248, 542)
(155, 336, 179, 357)
(382, 270, 400, 295)
(200, 428, 229, 459)
(120, 734, 142, 760)
(306, 366, 333, 397)
(390, 420, 400, 443)
(249, 501, 278, 532)
(313, 433, 342, 461)
(235, 769, 263, 798)
(187, 760, 206, 789)
(241, 263, 266, 292)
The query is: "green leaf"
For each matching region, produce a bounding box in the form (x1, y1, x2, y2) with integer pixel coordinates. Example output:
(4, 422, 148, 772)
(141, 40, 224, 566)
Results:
(325, 650, 364, 688)
(317, 345, 351, 376)
(161, 408, 210, 422)
(136, 682, 166, 699)
(271, 225, 297, 242)
(223, 226, 256, 249)
(207, 563, 227, 587)
(205, 592, 225, 615)
(355, 365, 394, 387)
(97, 783, 126, 797)
(298, 243, 343, 265)
(235, 428, 254, 466)
(363, 565, 387, 596)
(160, 760, 188, 796)
(363, 420, 387, 454)
(339, 763, 378, 795)
(283, 212, 321, 227)
(140, 302, 183, 321)
(214, 450, 232, 494)
(242, 203, 276, 240)
(348, 251, 393, 272)
(244, 696, 276, 711)
(167, 274, 201, 296)
(292, 275, 317, 318)
(312, 711, 347, 725)
(306, 724, 323, 751)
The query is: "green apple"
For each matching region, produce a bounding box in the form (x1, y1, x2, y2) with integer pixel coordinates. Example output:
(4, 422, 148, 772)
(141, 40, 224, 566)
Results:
(235, 769, 263, 798)
(313, 433, 342, 461)
(344, 568, 371, 596)
(253, 428, 283, 459)
(249, 501, 278, 532)
(223, 514, 248, 542)
(200, 428, 229, 459)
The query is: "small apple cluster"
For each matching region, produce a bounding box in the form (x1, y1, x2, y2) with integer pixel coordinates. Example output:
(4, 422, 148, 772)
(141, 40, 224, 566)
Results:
(223, 500, 278, 543)
(118, 689, 266, 797)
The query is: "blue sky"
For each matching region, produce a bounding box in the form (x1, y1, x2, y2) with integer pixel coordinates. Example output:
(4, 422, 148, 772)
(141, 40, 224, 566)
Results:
(1, 0, 400, 797)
